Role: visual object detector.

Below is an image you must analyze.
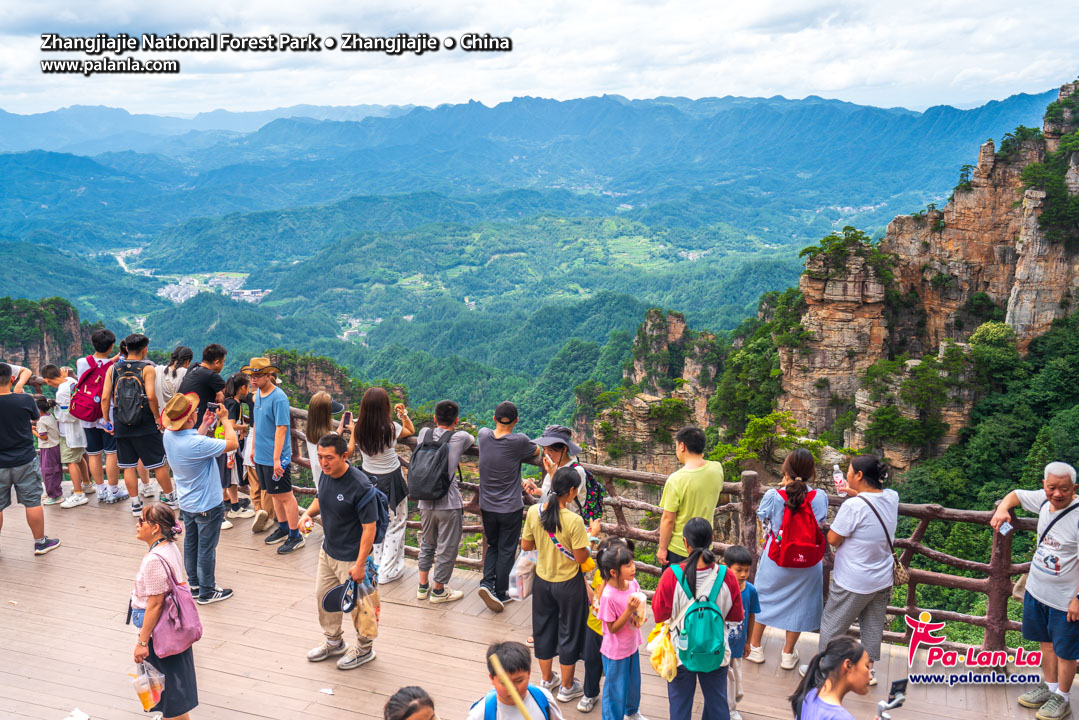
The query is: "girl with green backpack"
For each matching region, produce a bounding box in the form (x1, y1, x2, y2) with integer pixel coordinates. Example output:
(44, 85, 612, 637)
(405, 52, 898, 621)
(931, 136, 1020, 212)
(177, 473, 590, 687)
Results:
(651, 517, 745, 720)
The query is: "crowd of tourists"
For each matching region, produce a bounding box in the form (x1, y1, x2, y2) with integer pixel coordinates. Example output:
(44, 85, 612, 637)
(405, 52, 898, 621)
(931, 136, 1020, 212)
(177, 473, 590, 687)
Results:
(1, 330, 1076, 720)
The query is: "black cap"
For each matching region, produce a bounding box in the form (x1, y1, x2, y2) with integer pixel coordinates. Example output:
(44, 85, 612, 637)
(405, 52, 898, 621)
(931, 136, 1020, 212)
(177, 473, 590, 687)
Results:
(494, 401, 518, 424)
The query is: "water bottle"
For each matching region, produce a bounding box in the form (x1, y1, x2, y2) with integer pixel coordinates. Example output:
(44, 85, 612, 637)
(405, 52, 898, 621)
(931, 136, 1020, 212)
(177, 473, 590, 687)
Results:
(833, 464, 846, 497)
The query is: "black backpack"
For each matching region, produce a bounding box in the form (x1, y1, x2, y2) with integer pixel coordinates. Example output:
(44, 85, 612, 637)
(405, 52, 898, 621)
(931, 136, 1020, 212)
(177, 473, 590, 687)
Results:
(114, 360, 152, 427)
(407, 429, 461, 501)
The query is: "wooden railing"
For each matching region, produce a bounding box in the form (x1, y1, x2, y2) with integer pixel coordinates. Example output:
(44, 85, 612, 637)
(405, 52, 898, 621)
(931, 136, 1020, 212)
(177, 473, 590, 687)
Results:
(286, 407, 1034, 652)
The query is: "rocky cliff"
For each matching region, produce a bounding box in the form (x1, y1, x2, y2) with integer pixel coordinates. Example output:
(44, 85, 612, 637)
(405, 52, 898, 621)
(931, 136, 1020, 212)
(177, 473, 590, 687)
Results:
(267, 349, 407, 409)
(0, 297, 89, 373)
(779, 80, 1079, 463)
(578, 309, 721, 474)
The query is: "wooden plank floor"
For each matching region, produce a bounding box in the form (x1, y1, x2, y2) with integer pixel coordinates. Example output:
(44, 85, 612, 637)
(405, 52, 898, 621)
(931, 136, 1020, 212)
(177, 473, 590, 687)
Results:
(0, 489, 1040, 720)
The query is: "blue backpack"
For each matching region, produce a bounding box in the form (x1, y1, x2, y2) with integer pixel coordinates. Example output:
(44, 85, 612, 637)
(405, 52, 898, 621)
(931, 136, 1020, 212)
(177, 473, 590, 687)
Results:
(357, 485, 389, 544)
(471, 686, 551, 720)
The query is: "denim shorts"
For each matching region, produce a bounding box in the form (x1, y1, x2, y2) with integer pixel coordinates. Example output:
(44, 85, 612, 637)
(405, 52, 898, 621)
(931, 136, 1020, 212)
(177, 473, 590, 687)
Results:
(1023, 592, 1079, 660)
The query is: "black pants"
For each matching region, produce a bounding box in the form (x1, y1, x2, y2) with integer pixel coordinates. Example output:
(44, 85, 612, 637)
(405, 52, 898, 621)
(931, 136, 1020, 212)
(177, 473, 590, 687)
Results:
(532, 573, 588, 666)
(583, 625, 604, 699)
(481, 509, 522, 600)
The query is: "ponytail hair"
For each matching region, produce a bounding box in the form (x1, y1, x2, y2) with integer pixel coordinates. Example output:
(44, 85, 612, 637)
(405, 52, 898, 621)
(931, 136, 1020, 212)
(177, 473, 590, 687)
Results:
(143, 502, 182, 541)
(790, 636, 867, 718)
(598, 542, 635, 582)
(680, 516, 715, 597)
(34, 394, 57, 414)
(383, 686, 434, 720)
(224, 372, 249, 399)
(541, 466, 580, 534)
(167, 346, 193, 378)
(851, 454, 888, 490)
(782, 448, 816, 511)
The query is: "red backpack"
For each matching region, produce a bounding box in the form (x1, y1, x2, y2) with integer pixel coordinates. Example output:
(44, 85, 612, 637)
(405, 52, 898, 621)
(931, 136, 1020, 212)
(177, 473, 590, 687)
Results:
(69, 356, 114, 423)
(767, 489, 826, 568)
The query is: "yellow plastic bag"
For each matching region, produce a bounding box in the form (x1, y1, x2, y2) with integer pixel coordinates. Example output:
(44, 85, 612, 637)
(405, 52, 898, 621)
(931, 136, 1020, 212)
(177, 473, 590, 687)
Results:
(647, 622, 678, 681)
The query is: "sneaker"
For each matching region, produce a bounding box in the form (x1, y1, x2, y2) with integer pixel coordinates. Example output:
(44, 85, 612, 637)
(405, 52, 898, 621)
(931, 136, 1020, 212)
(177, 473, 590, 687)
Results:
(730, 713, 742, 720)
(1036, 694, 1071, 720)
(798, 664, 808, 677)
(33, 537, 61, 555)
(780, 649, 799, 670)
(100, 491, 118, 504)
(577, 696, 598, 713)
(60, 493, 88, 509)
(264, 527, 288, 545)
(429, 586, 463, 604)
(113, 488, 131, 502)
(220, 518, 234, 530)
(1019, 682, 1055, 709)
(81, 482, 96, 494)
(159, 492, 178, 508)
(251, 510, 272, 533)
(540, 674, 561, 693)
(277, 534, 305, 554)
(624, 714, 649, 720)
(556, 678, 584, 702)
(336, 646, 376, 670)
(307, 639, 347, 662)
(196, 588, 234, 605)
(745, 644, 765, 664)
(526, 636, 534, 647)
(479, 585, 505, 612)
(43, 496, 63, 506)
(130, 499, 144, 516)
(227, 507, 255, 519)
(416, 584, 430, 600)
(868, 668, 878, 687)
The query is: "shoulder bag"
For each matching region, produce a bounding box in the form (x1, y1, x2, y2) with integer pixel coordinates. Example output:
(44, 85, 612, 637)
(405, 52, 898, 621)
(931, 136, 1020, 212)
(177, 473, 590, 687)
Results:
(856, 494, 910, 586)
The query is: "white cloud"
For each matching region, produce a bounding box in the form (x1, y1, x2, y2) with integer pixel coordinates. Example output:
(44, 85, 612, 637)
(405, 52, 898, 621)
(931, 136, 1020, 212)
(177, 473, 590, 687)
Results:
(1, 0, 1076, 114)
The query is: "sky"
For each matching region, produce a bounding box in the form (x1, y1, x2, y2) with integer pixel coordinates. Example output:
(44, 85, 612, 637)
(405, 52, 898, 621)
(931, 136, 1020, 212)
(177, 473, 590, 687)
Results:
(1, 0, 1076, 115)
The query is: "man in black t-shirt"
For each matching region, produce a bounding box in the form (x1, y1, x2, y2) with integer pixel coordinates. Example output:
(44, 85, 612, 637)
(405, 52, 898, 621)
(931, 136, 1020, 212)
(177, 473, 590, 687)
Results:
(0, 362, 60, 555)
(178, 343, 227, 420)
(299, 434, 381, 671)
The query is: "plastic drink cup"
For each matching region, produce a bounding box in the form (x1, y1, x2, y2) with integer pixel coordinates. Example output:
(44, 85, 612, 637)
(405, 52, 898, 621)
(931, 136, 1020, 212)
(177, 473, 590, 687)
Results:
(134, 677, 154, 711)
(833, 464, 847, 497)
(631, 591, 648, 623)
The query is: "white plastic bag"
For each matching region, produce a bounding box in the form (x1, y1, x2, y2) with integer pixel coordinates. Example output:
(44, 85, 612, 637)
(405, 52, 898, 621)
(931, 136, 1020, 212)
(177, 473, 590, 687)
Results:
(508, 550, 537, 600)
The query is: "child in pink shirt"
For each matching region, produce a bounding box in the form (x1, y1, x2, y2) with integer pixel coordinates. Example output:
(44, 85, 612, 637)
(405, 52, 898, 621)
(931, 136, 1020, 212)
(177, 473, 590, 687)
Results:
(597, 542, 647, 720)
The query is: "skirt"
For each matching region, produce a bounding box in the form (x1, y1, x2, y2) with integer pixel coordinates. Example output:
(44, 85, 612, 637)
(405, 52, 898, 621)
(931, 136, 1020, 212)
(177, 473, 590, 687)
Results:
(148, 636, 198, 717)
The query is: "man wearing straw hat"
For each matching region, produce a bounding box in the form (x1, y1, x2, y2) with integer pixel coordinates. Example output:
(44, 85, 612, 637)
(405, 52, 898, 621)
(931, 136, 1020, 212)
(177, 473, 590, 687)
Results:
(243, 357, 305, 555)
(161, 391, 239, 605)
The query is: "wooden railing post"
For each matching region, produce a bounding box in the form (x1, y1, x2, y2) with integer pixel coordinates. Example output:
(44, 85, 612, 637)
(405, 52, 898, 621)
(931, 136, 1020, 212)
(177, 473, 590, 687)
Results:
(740, 471, 760, 576)
(983, 509, 1016, 652)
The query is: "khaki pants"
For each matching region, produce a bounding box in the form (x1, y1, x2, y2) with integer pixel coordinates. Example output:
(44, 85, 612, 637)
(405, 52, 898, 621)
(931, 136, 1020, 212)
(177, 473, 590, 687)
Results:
(315, 547, 379, 652)
(246, 466, 271, 513)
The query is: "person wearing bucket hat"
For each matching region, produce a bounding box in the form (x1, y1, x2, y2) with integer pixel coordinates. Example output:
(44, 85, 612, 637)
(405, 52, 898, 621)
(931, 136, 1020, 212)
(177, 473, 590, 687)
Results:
(300, 433, 383, 670)
(245, 357, 305, 555)
(535, 425, 604, 539)
(161, 391, 239, 605)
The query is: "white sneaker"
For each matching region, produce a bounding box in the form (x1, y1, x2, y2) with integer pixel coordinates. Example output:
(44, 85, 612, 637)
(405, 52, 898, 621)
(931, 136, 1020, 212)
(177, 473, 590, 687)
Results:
(540, 674, 561, 693)
(140, 481, 157, 498)
(556, 679, 584, 702)
(730, 712, 743, 720)
(220, 518, 234, 529)
(227, 507, 255, 519)
(82, 483, 96, 495)
(60, 493, 88, 509)
(624, 714, 649, 720)
(577, 696, 598, 713)
(745, 644, 765, 664)
(780, 648, 799, 670)
(428, 586, 463, 603)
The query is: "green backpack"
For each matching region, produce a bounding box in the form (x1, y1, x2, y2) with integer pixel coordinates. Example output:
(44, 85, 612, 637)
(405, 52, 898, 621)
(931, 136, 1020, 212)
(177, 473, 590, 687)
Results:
(670, 563, 728, 673)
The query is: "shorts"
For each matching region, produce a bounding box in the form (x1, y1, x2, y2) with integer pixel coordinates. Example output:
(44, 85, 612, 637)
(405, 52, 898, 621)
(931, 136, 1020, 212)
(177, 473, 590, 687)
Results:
(116, 433, 167, 470)
(84, 426, 117, 456)
(1023, 592, 1079, 660)
(219, 454, 241, 488)
(59, 436, 86, 465)
(0, 457, 43, 511)
(255, 462, 293, 495)
(532, 572, 588, 666)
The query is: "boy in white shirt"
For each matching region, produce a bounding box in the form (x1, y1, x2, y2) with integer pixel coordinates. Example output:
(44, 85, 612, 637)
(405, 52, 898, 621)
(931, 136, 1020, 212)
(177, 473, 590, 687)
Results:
(467, 641, 563, 720)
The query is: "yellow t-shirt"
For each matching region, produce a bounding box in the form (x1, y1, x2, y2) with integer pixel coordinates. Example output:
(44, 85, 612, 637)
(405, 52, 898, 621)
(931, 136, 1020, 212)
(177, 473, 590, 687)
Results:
(587, 571, 605, 635)
(660, 460, 725, 557)
(523, 503, 589, 583)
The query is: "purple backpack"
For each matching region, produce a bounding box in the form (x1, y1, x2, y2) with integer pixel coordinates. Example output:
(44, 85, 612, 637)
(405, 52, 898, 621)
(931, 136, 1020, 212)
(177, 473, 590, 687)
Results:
(151, 555, 203, 657)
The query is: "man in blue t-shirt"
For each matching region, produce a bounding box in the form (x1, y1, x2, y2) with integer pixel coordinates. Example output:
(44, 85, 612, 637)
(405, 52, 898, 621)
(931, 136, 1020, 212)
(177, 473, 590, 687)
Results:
(243, 357, 304, 555)
(162, 392, 239, 605)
